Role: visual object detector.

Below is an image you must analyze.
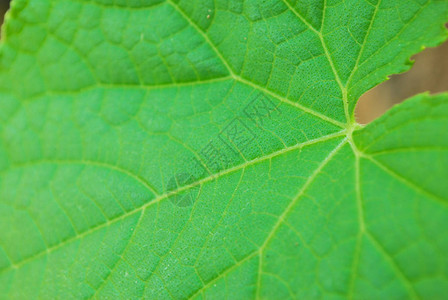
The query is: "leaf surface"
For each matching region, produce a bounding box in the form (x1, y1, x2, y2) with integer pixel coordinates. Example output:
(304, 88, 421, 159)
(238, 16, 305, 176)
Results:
(0, 0, 447, 299)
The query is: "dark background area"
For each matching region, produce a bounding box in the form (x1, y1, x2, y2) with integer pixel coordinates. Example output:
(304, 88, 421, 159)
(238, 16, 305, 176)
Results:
(0, 0, 447, 124)
(0, 0, 8, 25)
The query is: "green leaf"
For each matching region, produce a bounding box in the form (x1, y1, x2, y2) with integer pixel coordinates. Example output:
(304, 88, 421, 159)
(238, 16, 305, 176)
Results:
(0, 0, 447, 299)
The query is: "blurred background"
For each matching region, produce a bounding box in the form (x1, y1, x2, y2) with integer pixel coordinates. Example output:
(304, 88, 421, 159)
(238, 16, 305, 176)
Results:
(0, 0, 446, 124)
(356, 37, 448, 123)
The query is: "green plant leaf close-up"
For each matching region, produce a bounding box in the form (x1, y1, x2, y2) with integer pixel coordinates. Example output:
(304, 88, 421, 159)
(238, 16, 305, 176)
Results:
(1, 0, 448, 299)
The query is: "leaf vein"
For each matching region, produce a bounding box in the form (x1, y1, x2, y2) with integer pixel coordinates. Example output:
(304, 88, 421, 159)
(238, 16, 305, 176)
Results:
(0, 131, 347, 273)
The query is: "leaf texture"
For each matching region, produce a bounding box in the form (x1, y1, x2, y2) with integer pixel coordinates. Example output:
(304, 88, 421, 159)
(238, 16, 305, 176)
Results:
(0, 0, 447, 299)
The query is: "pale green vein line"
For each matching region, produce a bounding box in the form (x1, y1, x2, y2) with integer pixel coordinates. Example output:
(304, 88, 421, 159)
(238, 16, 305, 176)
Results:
(85, 229, 112, 296)
(235, 76, 346, 128)
(143, 182, 205, 286)
(260, 138, 347, 251)
(345, 0, 382, 87)
(348, 1, 430, 90)
(191, 169, 246, 268)
(320, 0, 327, 34)
(320, 32, 350, 124)
(261, 272, 295, 299)
(369, 146, 448, 156)
(92, 209, 145, 298)
(2, 77, 236, 104)
(350, 138, 441, 298)
(280, 0, 320, 35)
(132, 76, 234, 90)
(319, 0, 326, 31)
(49, 183, 80, 235)
(0, 130, 347, 274)
(256, 250, 263, 299)
(166, 0, 235, 76)
(354, 145, 366, 234)
(256, 139, 347, 298)
(348, 154, 366, 299)
(0, 209, 139, 275)
(188, 251, 259, 299)
(280, 0, 351, 124)
(7, 159, 160, 197)
(167, 0, 347, 129)
(365, 156, 448, 207)
(360, 115, 448, 152)
(365, 231, 420, 300)
(0, 246, 14, 266)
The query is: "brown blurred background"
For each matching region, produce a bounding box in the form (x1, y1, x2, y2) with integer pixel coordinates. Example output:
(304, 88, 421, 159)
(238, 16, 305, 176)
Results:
(0, 0, 7, 31)
(356, 39, 448, 124)
(0, 1, 447, 124)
